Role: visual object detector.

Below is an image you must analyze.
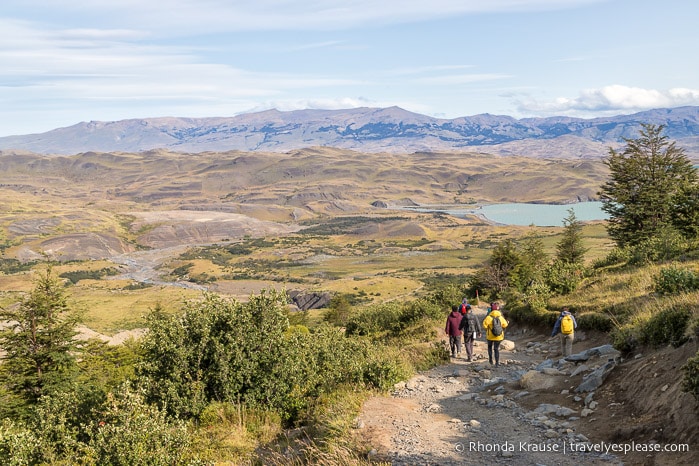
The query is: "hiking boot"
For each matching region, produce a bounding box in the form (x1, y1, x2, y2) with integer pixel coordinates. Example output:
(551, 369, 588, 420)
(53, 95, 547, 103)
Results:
(467, 357, 472, 362)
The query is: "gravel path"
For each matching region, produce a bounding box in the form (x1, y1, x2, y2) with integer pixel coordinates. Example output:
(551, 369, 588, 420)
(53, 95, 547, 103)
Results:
(355, 309, 625, 465)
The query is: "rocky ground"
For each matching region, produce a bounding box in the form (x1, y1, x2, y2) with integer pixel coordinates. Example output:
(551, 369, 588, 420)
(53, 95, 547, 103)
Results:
(354, 306, 698, 466)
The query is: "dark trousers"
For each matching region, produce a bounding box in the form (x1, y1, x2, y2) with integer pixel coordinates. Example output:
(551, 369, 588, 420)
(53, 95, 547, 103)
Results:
(487, 340, 501, 364)
(463, 333, 476, 360)
(449, 335, 462, 356)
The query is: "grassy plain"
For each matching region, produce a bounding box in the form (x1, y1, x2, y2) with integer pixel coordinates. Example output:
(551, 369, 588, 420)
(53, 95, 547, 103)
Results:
(0, 147, 613, 336)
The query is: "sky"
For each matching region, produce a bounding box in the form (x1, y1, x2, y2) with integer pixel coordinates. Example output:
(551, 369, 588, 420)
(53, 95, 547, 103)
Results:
(2, 0, 699, 137)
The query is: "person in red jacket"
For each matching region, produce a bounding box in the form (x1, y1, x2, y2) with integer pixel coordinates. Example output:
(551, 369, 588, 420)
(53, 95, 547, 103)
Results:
(445, 305, 463, 358)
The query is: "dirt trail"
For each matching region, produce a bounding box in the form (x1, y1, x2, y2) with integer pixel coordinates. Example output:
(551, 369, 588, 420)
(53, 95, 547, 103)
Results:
(354, 306, 695, 465)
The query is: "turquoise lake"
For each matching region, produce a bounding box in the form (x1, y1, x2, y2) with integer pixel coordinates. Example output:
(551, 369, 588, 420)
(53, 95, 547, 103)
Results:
(401, 201, 608, 227)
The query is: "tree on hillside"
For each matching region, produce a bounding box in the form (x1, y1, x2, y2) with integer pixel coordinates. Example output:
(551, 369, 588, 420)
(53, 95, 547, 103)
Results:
(0, 267, 80, 414)
(556, 208, 588, 264)
(599, 124, 699, 247)
(512, 231, 549, 291)
(468, 239, 521, 299)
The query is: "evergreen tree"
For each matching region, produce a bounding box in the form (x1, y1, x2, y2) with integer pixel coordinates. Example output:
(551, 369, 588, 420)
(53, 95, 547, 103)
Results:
(512, 231, 549, 291)
(0, 267, 80, 413)
(472, 239, 520, 297)
(556, 208, 588, 264)
(599, 124, 699, 247)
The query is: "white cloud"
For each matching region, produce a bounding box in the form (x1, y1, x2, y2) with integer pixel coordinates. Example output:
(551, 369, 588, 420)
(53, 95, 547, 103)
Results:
(516, 85, 699, 116)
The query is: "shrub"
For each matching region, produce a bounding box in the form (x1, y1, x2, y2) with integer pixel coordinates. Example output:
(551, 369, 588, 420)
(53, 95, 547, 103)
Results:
(681, 350, 699, 401)
(654, 266, 699, 295)
(0, 419, 42, 466)
(639, 306, 691, 348)
(85, 384, 196, 465)
(576, 312, 614, 332)
(256, 326, 407, 421)
(137, 291, 290, 419)
(545, 260, 586, 295)
(59, 267, 119, 285)
(344, 298, 442, 338)
(627, 227, 689, 265)
(592, 247, 631, 269)
(0, 384, 198, 466)
(611, 325, 639, 352)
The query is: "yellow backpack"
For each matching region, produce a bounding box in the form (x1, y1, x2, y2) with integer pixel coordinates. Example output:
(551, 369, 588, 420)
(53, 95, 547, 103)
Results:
(561, 315, 574, 335)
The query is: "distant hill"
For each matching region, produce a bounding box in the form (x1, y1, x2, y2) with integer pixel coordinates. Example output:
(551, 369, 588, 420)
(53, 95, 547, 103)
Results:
(2, 106, 699, 158)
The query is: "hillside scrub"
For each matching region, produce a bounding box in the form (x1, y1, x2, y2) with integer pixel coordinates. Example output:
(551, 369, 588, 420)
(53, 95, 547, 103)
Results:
(0, 276, 454, 464)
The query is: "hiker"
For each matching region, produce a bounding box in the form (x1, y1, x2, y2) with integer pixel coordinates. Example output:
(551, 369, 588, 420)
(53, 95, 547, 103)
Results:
(458, 304, 481, 362)
(458, 298, 469, 315)
(445, 304, 463, 358)
(551, 307, 577, 357)
(482, 302, 508, 366)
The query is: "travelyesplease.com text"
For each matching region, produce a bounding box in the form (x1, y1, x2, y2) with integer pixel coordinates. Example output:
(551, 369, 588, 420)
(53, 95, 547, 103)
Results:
(456, 440, 690, 455)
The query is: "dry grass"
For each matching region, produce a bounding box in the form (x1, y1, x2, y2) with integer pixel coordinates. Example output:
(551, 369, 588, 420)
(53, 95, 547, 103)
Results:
(0, 148, 616, 335)
(69, 285, 201, 335)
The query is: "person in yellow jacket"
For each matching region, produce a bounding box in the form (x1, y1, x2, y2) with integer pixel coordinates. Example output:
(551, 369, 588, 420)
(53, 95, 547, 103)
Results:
(482, 302, 508, 367)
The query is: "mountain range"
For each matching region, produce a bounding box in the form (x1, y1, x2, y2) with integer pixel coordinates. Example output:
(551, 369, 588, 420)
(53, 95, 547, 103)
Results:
(2, 106, 699, 159)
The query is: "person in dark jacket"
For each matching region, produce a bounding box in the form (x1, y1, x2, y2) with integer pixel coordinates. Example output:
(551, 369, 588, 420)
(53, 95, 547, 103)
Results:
(445, 305, 463, 358)
(459, 304, 481, 362)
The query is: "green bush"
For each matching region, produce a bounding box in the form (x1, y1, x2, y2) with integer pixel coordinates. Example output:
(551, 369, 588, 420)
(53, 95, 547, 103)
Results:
(345, 302, 404, 336)
(681, 350, 699, 401)
(628, 228, 689, 265)
(59, 267, 120, 285)
(576, 312, 614, 332)
(639, 306, 691, 348)
(611, 325, 639, 352)
(137, 291, 290, 419)
(654, 266, 699, 295)
(344, 298, 442, 338)
(137, 292, 410, 424)
(0, 258, 37, 275)
(85, 384, 196, 466)
(592, 247, 631, 269)
(0, 384, 198, 466)
(545, 260, 586, 295)
(0, 419, 41, 466)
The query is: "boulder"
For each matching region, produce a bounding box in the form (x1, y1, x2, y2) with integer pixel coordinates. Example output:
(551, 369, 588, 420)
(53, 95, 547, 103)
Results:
(575, 360, 617, 393)
(500, 339, 516, 351)
(287, 290, 331, 311)
(565, 344, 620, 363)
(520, 370, 562, 391)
